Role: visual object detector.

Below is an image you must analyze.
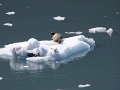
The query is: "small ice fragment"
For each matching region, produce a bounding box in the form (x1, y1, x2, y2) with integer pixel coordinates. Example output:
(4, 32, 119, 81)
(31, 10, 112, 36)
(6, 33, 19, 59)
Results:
(3, 23, 13, 27)
(106, 28, 113, 37)
(0, 77, 3, 80)
(89, 27, 106, 33)
(23, 66, 29, 68)
(6, 11, 15, 15)
(78, 84, 91, 88)
(65, 31, 82, 35)
(104, 16, 107, 18)
(53, 16, 65, 21)
(89, 27, 113, 37)
(0, 4, 2, 5)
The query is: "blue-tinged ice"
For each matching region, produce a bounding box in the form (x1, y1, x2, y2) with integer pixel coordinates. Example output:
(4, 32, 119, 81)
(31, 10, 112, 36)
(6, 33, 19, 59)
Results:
(0, 35, 95, 62)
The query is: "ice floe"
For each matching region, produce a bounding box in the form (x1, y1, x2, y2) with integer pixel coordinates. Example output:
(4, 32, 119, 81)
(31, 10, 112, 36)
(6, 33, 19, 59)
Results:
(89, 27, 113, 37)
(0, 4, 2, 5)
(0, 35, 95, 70)
(3, 23, 13, 27)
(0, 35, 95, 62)
(78, 84, 91, 88)
(65, 31, 82, 35)
(53, 16, 65, 21)
(6, 11, 15, 15)
(0, 77, 3, 80)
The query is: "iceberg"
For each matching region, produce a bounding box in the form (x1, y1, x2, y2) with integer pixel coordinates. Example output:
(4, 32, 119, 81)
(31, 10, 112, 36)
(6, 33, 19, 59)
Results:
(3, 23, 13, 27)
(0, 35, 95, 63)
(53, 16, 65, 21)
(89, 27, 113, 37)
(6, 11, 15, 15)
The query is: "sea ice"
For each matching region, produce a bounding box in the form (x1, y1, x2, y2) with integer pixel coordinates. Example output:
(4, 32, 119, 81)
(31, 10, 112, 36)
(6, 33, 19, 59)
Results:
(3, 23, 13, 27)
(0, 77, 3, 80)
(0, 35, 95, 63)
(53, 16, 65, 21)
(89, 27, 113, 36)
(0, 4, 2, 5)
(106, 28, 113, 37)
(65, 31, 82, 35)
(6, 11, 15, 15)
(78, 84, 91, 88)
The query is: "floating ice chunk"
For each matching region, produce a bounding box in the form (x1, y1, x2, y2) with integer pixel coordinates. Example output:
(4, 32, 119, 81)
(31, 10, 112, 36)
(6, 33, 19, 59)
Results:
(0, 4, 2, 5)
(23, 66, 29, 68)
(6, 11, 15, 15)
(0, 77, 3, 80)
(89, 27, 113, 37)
(78, 84, 91, 88)
(65, 31, 82, 35)
(89, 27, 106, 33)
(0, 35, 95, 64)
(53, 16, 65, 21)
(106, 28, 113, 37)
(3, 23, 13, 27)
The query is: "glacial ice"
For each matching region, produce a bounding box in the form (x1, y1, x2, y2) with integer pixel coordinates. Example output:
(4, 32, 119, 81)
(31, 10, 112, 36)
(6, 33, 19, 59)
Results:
(89, 27, 113, 37)
(0, 35, 95, 64)
(6, 11, 15, 15)
(0, 77, 3, 80)
(78, 84, 91, 88)
(53, 16, 65, 21)
(3, 23, 13, 27)
(65, 31, 82, 35)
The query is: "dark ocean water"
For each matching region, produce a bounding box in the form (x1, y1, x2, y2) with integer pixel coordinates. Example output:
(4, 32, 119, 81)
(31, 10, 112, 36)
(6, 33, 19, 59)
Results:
(0, 0, 120, 90)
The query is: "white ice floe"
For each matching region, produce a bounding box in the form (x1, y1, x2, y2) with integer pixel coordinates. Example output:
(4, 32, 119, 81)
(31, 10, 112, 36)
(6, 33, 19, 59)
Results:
(65, 31, 82, 35)
(53, 16, 65, 21)
(0, 35, 95, 63)
(3, 23, 13, 27)
(6, 11, 15, 15)
(0, 4, 2, 5)
(0, 77, 3, 80)
(78, 84, 91, 88)
(89, 27, 113, 37)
